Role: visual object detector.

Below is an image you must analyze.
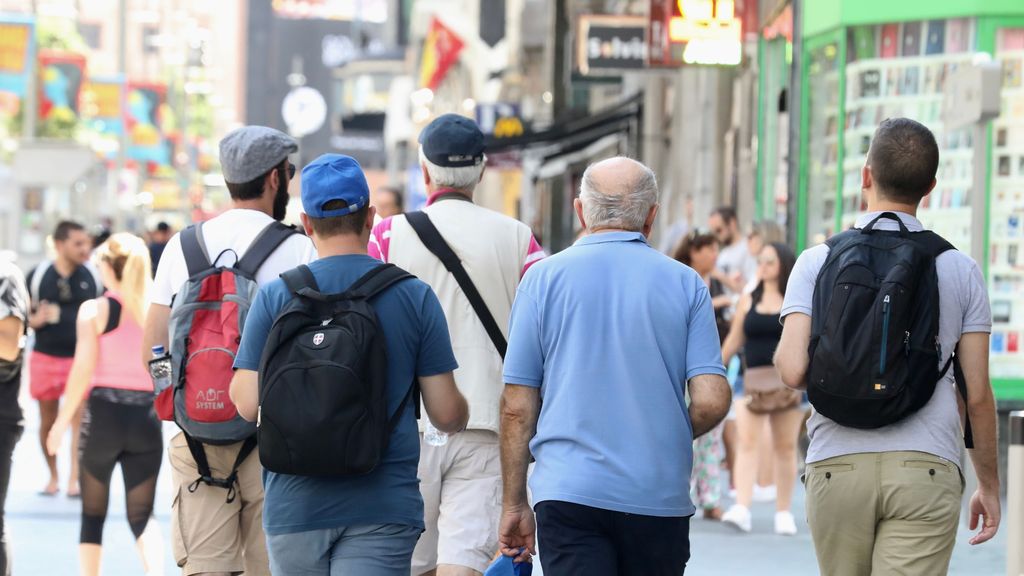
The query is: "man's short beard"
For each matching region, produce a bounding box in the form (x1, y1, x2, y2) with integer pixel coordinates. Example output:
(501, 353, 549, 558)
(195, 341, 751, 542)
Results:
(272, 164, 290, 221)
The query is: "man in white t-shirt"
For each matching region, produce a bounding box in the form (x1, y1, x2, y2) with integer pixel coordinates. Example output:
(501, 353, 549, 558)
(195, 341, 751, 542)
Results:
(709, 206, 756, 295)
(142, 126, 315, 576)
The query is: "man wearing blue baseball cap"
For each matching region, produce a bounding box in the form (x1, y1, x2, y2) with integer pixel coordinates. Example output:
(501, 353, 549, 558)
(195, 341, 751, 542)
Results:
(230, 154, 469, 576)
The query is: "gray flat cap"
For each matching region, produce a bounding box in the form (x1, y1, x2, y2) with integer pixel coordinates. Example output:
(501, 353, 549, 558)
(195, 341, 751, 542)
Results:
(219, 126, 298, 184)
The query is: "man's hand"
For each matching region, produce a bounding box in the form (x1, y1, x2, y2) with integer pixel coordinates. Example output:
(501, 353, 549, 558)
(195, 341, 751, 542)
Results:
(498, 504, 536, 563)
(29, 301, 54, 329)
(968, 488, 1000, 545)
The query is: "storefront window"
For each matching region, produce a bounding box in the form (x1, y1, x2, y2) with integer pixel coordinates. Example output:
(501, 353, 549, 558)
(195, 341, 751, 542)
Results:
(805, 41, 840, 245)
(840, 19, 976, 250)
(989, 27, 1024, 378)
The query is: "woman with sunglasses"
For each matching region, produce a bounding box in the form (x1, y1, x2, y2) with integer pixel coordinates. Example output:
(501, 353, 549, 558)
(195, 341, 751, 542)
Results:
(47, 234, 164, 576)
(719, 242, 804, 536)
(674, 231, 733, 520)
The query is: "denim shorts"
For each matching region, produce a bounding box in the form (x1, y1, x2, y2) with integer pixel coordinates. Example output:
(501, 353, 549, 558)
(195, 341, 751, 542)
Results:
(267, 523, 421, 576)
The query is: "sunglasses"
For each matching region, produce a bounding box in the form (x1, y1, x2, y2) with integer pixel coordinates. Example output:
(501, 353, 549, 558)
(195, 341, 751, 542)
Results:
(57, 277, 72, 303)
(287, 163, 296, 181)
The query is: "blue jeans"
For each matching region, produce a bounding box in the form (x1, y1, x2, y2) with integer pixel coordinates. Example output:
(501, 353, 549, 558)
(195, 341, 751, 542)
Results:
(267, 524, 421, 576)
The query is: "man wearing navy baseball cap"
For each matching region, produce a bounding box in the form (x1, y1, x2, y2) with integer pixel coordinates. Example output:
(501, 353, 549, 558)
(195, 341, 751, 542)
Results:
(231, 153, 468, 576)
(369, 115, 546, 576)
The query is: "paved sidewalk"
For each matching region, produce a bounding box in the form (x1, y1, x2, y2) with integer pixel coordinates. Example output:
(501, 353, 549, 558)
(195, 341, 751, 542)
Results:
(6, 403, 1010, 575)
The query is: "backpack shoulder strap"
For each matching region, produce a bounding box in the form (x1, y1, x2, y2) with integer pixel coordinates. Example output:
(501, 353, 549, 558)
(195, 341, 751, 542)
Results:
(911, 231, 956, 259)
(29, 260, 52, 305)
(347, 264, 414, 300)
(404, 211, 508, 359)
(281, 265, 321, 299)
(237, 222, 297, 277)
(182, 432, 255, 504)
(180, 224, 212, 278)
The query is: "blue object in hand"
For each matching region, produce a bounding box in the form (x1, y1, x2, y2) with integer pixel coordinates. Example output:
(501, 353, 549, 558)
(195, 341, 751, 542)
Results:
(484, 552, 533, 576)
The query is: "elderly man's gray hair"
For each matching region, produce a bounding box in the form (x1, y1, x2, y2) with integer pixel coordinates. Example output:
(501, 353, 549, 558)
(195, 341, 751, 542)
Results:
(419, 146, 486, 192)
(579, 157, 659, 232)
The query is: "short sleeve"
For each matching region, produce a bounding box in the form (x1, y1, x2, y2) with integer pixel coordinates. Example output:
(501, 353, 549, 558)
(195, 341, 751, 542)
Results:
(781, 245, 828, 320)
(503, 288, 544, 387)
(152, 233, 182, 306)
(233, 282, 284, 371)
(961, 260, 992, 334)
(415, 286, 458, 377)
(368, 217, 394, 262)
(685, 282, 727, 381)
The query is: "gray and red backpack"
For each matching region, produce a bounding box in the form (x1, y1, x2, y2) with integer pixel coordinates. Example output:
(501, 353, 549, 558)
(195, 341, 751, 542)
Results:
(155, 221, 297, 500)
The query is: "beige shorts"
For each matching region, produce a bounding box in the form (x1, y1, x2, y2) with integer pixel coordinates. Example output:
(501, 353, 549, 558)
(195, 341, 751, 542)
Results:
(412, 430, 502, 575)
(168, 432, 270, 576)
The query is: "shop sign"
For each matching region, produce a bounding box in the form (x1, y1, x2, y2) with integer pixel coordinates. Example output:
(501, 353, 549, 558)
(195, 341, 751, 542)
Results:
(577, 15, 647, 75)
(650, 0, 742, 67)
(477, 103, 524, 138)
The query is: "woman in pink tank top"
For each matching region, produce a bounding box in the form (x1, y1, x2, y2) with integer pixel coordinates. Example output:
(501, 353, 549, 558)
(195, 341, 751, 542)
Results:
(45, 233, 164, 576)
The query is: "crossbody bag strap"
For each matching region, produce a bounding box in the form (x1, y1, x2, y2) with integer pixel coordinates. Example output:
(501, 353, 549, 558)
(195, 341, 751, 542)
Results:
(404, 211, 507, 359)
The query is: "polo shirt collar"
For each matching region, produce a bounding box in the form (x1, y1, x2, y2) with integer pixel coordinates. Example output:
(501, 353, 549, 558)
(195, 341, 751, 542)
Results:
(854, 211, 924, 232)
(575, 231, 648, 246)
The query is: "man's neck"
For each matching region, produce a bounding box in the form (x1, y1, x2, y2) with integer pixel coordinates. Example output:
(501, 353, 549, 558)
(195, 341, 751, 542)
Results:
(315, 235, 370, 259)
(865, 200, 918, 218)
(231, 199, 271, 216)
(53, 257, 76, 277)
(426, 186, 473, 204)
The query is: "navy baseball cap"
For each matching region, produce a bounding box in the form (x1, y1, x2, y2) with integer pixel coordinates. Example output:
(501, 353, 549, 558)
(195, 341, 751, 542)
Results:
(419, 113, 485, 167)
(301, 154, 370, 217)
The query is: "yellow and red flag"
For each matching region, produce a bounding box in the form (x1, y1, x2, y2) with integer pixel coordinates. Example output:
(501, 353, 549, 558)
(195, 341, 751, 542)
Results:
(419, 17, 465, 91)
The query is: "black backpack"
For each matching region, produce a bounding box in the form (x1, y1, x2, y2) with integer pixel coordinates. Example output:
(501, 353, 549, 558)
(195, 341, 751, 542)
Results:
(256, 263, 419, 476)
(807, 213, 972, 446)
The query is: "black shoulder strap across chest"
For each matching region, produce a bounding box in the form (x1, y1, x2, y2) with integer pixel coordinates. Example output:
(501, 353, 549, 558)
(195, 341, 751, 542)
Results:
(404, 211, 508, 359)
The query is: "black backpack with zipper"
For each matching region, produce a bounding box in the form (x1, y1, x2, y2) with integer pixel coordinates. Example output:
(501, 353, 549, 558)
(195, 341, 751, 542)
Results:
(807, 212, 972, 445)
(256, 263, 419, 477)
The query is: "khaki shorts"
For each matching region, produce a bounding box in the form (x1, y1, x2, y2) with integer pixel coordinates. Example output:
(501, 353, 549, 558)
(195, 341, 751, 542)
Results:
(412, 430, 502, 575)
(169, 432, 269, 576)
(804, 451, 964, 576)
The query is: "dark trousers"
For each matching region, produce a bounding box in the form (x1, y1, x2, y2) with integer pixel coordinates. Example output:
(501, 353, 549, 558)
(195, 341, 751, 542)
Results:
(535, 500, 690, 576)
(0, 424, 23, 576)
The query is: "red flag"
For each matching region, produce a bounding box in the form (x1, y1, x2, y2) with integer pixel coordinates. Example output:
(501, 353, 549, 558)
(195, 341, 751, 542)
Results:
(419, 17, 465, 91)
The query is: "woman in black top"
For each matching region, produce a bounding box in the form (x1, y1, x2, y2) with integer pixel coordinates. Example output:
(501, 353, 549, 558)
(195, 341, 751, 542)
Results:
(719, 242, 804, 536)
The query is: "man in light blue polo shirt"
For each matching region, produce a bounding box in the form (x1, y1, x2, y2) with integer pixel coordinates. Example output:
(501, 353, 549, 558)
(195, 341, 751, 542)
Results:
(498, 157, 731, 575)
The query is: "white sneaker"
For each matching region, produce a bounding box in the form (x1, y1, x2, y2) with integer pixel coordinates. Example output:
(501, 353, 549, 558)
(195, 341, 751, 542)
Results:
(774, 511, 798, 536)
(753, 484, 777, 503)
(722, 504, 752, 533)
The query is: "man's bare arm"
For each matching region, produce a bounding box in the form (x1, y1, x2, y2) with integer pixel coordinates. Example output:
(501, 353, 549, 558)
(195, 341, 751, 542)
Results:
(958, 332, 1001, 545)
(0, 317, 22, 362)
(229, 369, 259, 421)
(141, 303, 171, 370)
(688, 373, 731, 438)
(419, 372, 468, 433)
(775, 313, 811, 390)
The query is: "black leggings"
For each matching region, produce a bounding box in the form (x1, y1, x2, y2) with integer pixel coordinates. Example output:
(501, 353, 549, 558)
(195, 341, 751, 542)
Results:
(78, 388, 163, 545)
(0, 424, 22, 576)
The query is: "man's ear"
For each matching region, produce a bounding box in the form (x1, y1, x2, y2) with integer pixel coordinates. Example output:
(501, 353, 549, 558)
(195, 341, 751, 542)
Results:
(300, 212, 314, 237)
(574, 198, 586, 230)
(643, 204, 660, 238)
(421, 162, 431, 188)
(266, 166, 281, 198)
(365, 206, 377, 230)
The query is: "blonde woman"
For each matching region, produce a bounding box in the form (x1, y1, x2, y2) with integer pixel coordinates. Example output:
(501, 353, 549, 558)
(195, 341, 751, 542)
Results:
(47, 234, 164, 576)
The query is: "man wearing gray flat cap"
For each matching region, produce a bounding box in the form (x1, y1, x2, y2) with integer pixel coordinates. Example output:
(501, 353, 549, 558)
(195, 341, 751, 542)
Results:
(143, 125, 315, 576)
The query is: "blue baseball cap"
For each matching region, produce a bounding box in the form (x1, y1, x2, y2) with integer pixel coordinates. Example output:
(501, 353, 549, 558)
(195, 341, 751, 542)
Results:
(419, 113, 485, 168)
(301, 154, 370, 217)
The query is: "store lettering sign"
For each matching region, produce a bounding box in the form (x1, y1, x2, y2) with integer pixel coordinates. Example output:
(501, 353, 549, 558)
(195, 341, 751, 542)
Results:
(668, 0, 741, 65)
(577, 16, 648, 75)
